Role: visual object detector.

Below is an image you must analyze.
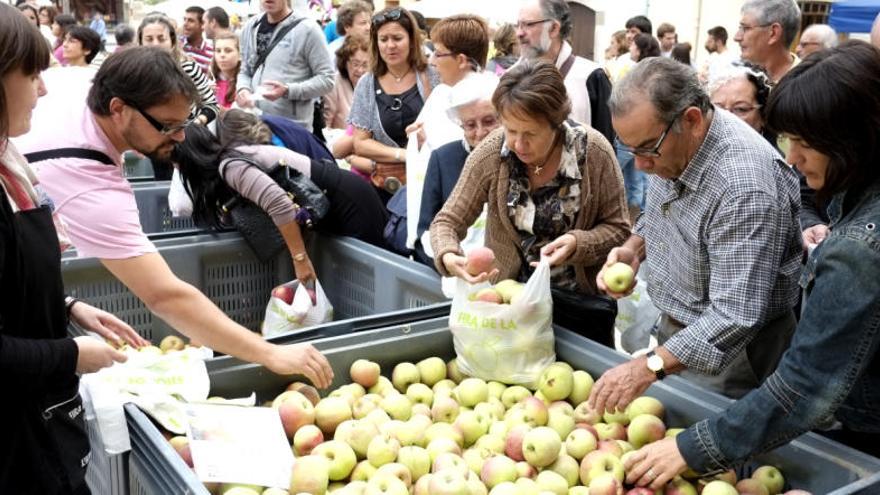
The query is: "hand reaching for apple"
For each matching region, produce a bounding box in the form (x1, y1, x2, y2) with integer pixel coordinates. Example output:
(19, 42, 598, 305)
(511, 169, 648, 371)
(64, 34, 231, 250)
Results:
(74, 335, 128, 374)
(530, 234, 576, 268)
(596, 246, 640, 298)
(623, 436, 689, 490)
(266, 342, 334, 389)
(442, 252, 499, 284)
(69, 301, 149, 349)
(588, 357, 656, 420)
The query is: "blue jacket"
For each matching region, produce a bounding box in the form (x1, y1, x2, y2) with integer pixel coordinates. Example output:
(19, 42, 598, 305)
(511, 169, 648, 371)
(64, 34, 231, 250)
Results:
(262, 114, 334, 162)
(417, 139, 470, 240)
(678, 179, 880, 473)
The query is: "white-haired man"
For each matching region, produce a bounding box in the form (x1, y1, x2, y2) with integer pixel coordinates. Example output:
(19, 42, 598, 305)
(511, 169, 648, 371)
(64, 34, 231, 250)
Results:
(796, 23, 837, 59)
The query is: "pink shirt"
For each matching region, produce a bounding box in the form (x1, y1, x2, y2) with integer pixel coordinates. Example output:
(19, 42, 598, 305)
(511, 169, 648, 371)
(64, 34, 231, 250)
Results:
(12, 67, 156, 260)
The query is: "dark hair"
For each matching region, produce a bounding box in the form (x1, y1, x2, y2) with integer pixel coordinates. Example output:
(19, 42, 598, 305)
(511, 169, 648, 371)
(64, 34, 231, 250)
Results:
(137, 14, 181, 61)
(370, 7, 427, 77)
(493, 24, 517, 58)
(767, 41, 880, 201)
(206, 6, 230, 29)
(707, 26, 728, 45)
(211, 32, 240, 104)
(217, 109, 273, 148)
(670, 42, 691, 65)
(411, 10, 429, 37)
(39, 5, 57, 25)
(171, 124, 234, 230)
(539, 0, 572, 40)
(633, 33, 661, 61)
(656, 22, 675, 38)
(625, 15, 652, 35)
(66, 26, 102, 64)
(0, 3, 50, 147)
(336, 33, 370, 81)
(17, 4, 39, 27)
(336, 0, 372, 36)
(492, 59, 571, 128)
(87, 46, 200, 116)
(185, 6, 205, 21)
(53, 13, 76, 48)
(115, 25, 135, 46)
(430, 14, 490, 70)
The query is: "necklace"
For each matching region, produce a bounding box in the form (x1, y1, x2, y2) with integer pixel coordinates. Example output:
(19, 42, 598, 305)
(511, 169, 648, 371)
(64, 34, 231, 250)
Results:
(531, 131, 562, 176)
(387, 66, 412, 83)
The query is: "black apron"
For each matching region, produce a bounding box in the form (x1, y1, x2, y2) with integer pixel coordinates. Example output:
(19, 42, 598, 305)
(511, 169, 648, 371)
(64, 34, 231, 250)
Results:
(1, 202, 91, 494)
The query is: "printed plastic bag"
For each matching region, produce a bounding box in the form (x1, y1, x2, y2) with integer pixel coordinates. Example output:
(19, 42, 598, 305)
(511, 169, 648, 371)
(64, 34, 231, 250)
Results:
(449, 260, 555, 386)
(261, 279, 333, 338)
(420, 206, 487, 298)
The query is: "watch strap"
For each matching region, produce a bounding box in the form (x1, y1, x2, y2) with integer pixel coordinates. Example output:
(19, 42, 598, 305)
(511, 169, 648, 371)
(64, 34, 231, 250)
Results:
(646, 350, 667, 380)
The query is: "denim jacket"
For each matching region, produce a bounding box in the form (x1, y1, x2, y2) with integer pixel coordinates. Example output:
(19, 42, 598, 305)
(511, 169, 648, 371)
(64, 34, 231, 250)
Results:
(677, 180, 880, 473)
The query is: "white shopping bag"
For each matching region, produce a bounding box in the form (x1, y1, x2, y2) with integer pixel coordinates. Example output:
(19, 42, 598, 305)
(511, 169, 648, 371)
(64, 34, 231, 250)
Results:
(405, 131, 433, 249)
(614, 271, 660, 355)
(261, 279, 333, 338)
(421, 206, 488, 298)
(449, 260, 555, 386)
(169, 168, 194, 217)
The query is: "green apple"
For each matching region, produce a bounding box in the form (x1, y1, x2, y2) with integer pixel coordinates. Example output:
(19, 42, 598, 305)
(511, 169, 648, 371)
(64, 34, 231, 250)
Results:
(475, 399, 506, 422)
(665, 428, 685, 438)
(447, 359, 468, 384)
(455, 410, 491, 446)
(462, 447, 493, 475)
(353, 395, 381, 419)
(626, 414, 666, 449)
(487, 381, 507, 401)
(313, 440, 357, 481)
(380, 393, 413, 421)
(350, 460, 378, 481)
(752, 466, 785, 495)
(593, 422, 626, 441)
(369, 376, 396, 397)
(374, 462, 412, 488)
(474, 433, 506, 455)
(432, 452, 470, 477)
(567, 371, 594, 408)
(427, 437, 463, 462)
(392, 418, 425, 447)
(406, 383, 434, 407)
(568, 486, 590, 495)
(488, 481, 518, 495)
(664, 476, 698, 495)
(501, 386, 532, 409)
(520, 396, 549, 426)
(364, 474, 409, 495)
(429, 468, 470, 495)
(315, 397, 353, 435)
(538, 364, 574, 402)
(413, 474, 433, 495)
(424, 422, 464, 448)
(564, 428, 597, 460)
(546, 454, 579, 487)
(547, 409, 576, 440)
(625, 396, 665, 421)
(397, 446, 431, 480)
(602, 409, 629, 426)
(416, 357, 447, 386)
(578, 451, 623, 485)
(480, 455, 518, 488)
(536, 470, 569, 495)
(432, 396, 461, 423)
(701, 481, 738, 495)
(290, 455, 331, 495)
(392, 362, 421, 393)
(336, 419, 379, 459)
(587, 473, 623, 495)
(457, 378, 489, 407)
(219, 484, 262, 495)
(367, 433, 401, 468)
(521, 426, 561, 468)
(515, 478, 540, 495)
(602, 262, 634, 293)
(572, 402, 602, 425)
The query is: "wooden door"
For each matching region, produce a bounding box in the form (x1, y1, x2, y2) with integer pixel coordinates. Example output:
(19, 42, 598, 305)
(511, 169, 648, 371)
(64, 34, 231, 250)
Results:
(568, 1, 596, 60)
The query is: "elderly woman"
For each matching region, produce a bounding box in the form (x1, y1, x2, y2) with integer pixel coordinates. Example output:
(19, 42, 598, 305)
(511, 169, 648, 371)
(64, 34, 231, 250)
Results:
(348, 6, 439, 201)
(430, 59, 630, 345)
(414, 72, 500, 264)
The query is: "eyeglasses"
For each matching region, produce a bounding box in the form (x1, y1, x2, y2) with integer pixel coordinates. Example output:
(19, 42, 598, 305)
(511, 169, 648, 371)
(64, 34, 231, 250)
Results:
(797, 41, 821, 48)
(737, 23, 772, 33)
(461, 115, 499, 134)
(714, 103, 761, 117)
(372, 8, 403, 27)
(347, 59, 369, 71)
(432, 51, 456, 59)
(619, 115, 680, 158)
(516, 18, 551, 30)
(130, 103, 195, 135)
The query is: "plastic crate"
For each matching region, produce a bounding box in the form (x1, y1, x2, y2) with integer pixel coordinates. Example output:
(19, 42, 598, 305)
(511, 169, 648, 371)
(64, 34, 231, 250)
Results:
(123, 152, 154, 180)
(134, 317, 880, 495)
(132, 182, 196, 234)
(83, 391, 128, 495)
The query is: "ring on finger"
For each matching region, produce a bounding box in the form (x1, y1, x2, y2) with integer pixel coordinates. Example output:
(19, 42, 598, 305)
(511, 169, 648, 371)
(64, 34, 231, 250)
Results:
(646, 468, 656, 479)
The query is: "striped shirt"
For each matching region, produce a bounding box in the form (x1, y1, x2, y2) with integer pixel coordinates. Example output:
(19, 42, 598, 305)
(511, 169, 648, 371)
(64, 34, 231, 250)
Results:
(634, 109, 802, 374)
(181, 59, 220, 124)
(181, 37, 214, 75)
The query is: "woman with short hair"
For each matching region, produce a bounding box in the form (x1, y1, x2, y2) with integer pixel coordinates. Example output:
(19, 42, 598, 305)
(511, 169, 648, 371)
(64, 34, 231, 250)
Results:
(62, 26, 102, 68)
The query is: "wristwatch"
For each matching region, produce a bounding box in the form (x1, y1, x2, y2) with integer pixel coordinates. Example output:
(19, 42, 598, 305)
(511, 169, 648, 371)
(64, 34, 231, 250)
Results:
(646, 350, 666, 380)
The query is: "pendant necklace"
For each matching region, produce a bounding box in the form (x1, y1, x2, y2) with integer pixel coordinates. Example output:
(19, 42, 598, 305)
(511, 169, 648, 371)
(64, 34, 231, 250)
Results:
(388, 67, 412, 83)
(532, 131, 561, 176)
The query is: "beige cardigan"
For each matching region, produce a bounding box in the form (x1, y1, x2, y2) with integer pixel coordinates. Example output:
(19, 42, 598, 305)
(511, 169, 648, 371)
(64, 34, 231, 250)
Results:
(430, 126, 631, 294)
(323, 72, 355, 130)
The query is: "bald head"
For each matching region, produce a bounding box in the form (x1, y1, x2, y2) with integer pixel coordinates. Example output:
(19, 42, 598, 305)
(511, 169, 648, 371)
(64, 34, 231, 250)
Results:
(797, 24, 837, 58)
(872, 12, 880, 48)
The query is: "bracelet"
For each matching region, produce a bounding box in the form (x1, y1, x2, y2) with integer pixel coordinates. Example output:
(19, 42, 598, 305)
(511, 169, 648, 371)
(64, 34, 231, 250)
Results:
(64, 296, 80, 316)
(293, 253, 307, 262)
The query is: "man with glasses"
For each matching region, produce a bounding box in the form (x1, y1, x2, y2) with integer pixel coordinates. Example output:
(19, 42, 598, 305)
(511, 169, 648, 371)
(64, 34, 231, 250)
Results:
(515, 0, 614, 144)
(795, 23, 837, 59)
(734, 0, 802, 83)
(14, 47, 335, 389)
(587, 58, 802, 412)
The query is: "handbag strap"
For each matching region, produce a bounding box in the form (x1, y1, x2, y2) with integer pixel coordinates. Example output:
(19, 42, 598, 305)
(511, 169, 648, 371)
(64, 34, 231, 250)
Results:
(219, 156, 292, 212)
(251, 16, 305, 75)
(23, 147, 115, 166)
(558, 53, 577, 80)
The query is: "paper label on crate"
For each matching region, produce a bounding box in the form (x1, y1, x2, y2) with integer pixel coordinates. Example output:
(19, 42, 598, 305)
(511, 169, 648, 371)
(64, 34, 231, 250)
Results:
(186, 404, 293, 489)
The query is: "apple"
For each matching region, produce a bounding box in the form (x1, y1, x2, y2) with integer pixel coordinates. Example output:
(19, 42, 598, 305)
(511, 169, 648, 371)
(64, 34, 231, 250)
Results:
(381, 393, 413, 421)
(602, 409, 629, 426)
(412, 403, 432, 418)
(392, 362, 421, 393)
(272, 285, 295, 304)
(432, 452, 470, 477)
(549, 401, 575, 417)
(579, 451, 624, 486)
(466, 247, 495, 276)
(625, 397, 664, 421)
(476, 399, 506, 422)
(457, 378, 489, 408)
(427, 437, 463, 462)
(294, 424, 324, 456)
(290, 455, 331, 495)
(286, 382, 321, 406)
(169, 436, 193, 467)
(515, 461, 536, 479)
(364, 409, 392, 429)
(414, 474, 434, 495)
(487, 420, 509, 439)
(220, 485, 262, 495)
(369, 376, 396, 397)
(593, 423, 626, 441)
(392, 418, 426, 446)
(487, 381, 507, 401)
(375, 462, 412, 488)
(752, 466, 785, 495)
(480, 455, 518, 488)
(468, 477, 488, 495)
(522, 426, 561, 468)
(539, 364, 574, 402)
(277, 391, 317, 439)
(429, 468, 470, 495)
(328, 482, 346, 493)
(547, 409, 576, 440)
(700, 481, 737, 495)
(353, 395, 381, 419)
(664, 477, 697, 495)
(602, 263, 634, 294)
(626, 414, 666, 449)
(474, 433, 505, 455)
(520, 397, 549, 426)
(596, 440, 623, 458)
(434, 379, 458, 398)
(455, 410, 491, 446)
(475, 288, 503, 304)
(417, 357, 448, 386)
(588, 473, 623, 495)
(615, 440, 633, 455)
(159, 335, 185, 353)
(368, 433, 402, 468)
(565, 429, 597, 460)
(515, 478, 540, 495)
(488, 482, 518, 495)
(447, 359, 467, 384)
(424, 422, 465, 448)
(315, 397, 353, 435)
(262, 488, 291, 495)
(407, 383, 435, 406)
(351, 460, 378, 481)
(665, 428, 684, 438)
(569, 487, 590, 495)
(138, 345, 162, 355)
(462, 447, 493, 475)
(336, 419, 379, 458)
(568, 371, 594, 407)
(338, 482, 367, 495)
(505, 424, 530, 462)
(734, 479, 769, 495)
(501, 386, 532, 409)
(313, 440, 358, 480)
(573, 402, 602, 425)
(398, 445, 432, 480)
(536, 470, 569, 495)
(365, 474, 410, 495)
(504, 407, 531, 429)
(350, 360, 382, 388)
(541, 455, 574, 486)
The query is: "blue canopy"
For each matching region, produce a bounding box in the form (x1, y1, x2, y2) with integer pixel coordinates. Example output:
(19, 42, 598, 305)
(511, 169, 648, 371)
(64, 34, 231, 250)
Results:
(828, 0, 880, 33)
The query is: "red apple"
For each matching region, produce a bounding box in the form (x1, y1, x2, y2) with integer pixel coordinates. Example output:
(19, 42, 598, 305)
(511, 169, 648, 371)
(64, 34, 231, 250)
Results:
(465, 247, 495, 276)
(272, 285, 295, 304)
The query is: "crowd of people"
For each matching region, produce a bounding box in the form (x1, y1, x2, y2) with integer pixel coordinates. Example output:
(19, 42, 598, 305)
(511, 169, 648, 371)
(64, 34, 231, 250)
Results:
(3, 0, 880, 493)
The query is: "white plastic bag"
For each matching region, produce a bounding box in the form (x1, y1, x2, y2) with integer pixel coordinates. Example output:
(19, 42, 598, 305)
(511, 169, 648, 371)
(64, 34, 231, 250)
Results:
(261, 280, 333, 338)
(421, 206, 488, 298)
(405, 131, 432, 249)
(169, 168, 194, 217)
(614, 274, 660, 355)
(449, 260, 555, 386)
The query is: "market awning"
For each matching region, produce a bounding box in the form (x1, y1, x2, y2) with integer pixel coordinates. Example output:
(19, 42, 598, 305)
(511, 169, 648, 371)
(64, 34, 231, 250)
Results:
(828, 0, 880, 33)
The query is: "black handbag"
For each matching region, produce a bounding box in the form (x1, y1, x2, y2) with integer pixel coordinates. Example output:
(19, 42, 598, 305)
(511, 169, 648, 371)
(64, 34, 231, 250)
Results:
(220, 157, 330, 262)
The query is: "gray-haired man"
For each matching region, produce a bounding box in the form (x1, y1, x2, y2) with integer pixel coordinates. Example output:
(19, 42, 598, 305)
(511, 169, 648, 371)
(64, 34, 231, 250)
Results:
(587, 58, 802, 413)
(735, 0, 802, 83)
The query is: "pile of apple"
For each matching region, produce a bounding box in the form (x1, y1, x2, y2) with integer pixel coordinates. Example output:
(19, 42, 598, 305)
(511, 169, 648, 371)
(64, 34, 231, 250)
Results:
(467, 280, 526, 305)
(107, 334, 193, 354)
(165, 357, 812, 495)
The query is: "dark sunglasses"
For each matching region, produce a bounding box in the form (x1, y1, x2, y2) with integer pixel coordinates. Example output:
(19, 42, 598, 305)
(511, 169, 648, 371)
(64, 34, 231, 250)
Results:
(130, 103, 196, 135)
(372, 8, 404, 27)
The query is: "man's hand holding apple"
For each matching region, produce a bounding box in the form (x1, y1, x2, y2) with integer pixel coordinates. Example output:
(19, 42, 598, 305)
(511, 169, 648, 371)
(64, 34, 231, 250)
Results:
(596, 245, 641, 299)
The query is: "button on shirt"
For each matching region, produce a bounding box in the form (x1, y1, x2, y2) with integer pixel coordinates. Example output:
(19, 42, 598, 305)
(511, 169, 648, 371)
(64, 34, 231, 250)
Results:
(634, 109, 802, 374)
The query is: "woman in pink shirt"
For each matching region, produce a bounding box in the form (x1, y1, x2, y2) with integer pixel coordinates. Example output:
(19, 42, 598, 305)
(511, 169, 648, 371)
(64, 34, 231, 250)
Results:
(211, 32, 240, 110)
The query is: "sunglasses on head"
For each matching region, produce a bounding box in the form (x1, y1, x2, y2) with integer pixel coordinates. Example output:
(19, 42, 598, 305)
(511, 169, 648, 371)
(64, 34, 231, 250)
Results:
(372, 8, 403, 27)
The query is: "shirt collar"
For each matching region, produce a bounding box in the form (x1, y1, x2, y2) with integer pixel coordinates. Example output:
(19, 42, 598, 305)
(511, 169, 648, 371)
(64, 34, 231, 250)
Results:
(674, 108, 722, 192)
